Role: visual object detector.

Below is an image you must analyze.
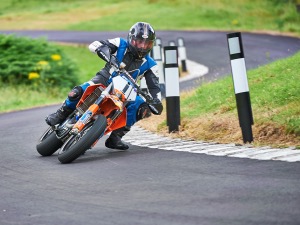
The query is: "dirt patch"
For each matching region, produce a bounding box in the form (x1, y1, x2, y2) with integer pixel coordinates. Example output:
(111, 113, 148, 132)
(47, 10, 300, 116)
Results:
(137, 108, 300, 148)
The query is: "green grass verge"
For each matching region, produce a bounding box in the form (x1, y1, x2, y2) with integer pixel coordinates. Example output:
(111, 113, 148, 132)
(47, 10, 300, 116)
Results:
(181, 51, 300, 135)
(0, 0, 299, 36)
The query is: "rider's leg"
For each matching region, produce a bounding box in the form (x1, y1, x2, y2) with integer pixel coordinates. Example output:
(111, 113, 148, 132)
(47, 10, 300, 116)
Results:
(105, 96, 151, 150)
(105, 126, 131, 150)
(45, 70, 111, 126)
(45, 83, 89, 126)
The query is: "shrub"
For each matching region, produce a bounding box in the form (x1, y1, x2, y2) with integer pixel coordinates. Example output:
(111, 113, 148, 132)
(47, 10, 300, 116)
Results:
(0, 34, 79, 88)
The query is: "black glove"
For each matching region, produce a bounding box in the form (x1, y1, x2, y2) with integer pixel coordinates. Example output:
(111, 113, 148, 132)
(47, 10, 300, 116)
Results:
(148, 98, 163, 115)
(95, 45, 111, 63)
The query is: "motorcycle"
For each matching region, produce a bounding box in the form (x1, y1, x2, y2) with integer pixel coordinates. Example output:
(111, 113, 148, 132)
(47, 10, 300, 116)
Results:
(36, 60, 154, 164)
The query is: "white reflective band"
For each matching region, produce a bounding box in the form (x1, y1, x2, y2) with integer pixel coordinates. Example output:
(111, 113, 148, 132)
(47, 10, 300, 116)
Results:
(231, 58, 249, 94)
(178, 46, 187, 60)
(152, 46, 162, 60)
(178, 39, 184, 47)
(165, 67, 179, 97)
(157, 61, 164, 83)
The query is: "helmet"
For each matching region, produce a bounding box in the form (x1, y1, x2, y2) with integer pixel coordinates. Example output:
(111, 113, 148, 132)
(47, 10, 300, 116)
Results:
(128, 22, 156, 59)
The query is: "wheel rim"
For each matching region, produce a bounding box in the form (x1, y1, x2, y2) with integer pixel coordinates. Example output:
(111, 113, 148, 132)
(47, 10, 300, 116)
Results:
(58, 121, 94, 155)
(39, 127, 54, 143)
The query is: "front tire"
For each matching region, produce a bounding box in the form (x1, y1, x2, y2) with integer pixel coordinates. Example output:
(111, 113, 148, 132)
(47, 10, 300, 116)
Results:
(58, 115, 107, 164)
(36, 128, 63, 156)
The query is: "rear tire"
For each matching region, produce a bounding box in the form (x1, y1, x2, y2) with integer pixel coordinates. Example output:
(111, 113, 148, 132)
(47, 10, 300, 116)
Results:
(36, 128, 63, 156)
(58, 115, 107, 164)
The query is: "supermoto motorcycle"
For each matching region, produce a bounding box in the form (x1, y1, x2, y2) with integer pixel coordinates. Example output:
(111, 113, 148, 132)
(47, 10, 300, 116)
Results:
(36, 60, 155, 164)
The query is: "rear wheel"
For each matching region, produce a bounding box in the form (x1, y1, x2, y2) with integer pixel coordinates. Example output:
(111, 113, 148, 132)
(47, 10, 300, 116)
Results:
(36, 128, 63, 156)
(57, 115, 107, 164)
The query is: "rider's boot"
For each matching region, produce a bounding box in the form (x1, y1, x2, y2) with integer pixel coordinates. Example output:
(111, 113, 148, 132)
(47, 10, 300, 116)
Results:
(45, 102, 73, 126)
(105, 126, 131, 150)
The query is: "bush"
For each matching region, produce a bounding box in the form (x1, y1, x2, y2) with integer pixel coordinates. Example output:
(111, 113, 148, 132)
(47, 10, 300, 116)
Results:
(0, 34, 79, 88)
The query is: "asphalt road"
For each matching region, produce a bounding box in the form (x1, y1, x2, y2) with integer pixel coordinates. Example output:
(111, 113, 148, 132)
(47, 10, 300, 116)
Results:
(0, 30, 300, 225)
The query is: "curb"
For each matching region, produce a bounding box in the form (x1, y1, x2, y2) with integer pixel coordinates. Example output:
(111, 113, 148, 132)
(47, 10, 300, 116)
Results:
(124, 126, 300, 163)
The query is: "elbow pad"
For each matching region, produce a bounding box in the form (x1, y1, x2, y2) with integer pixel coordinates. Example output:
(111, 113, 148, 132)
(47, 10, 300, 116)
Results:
(89, 41, 102, 53)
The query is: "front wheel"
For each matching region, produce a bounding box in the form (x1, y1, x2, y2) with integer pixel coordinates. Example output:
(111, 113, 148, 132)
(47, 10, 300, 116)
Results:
(57, 115, 107, 164)
(36, 127, 63, 156)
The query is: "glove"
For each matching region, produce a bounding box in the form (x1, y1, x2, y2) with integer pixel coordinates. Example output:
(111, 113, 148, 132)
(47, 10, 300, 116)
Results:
(95, 45, 111, 63)
(148, 98, 163, 115)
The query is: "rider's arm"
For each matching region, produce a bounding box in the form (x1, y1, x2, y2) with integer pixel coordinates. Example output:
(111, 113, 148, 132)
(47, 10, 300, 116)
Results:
(88, 39, 119, 63)
(144, 65, 161, 99)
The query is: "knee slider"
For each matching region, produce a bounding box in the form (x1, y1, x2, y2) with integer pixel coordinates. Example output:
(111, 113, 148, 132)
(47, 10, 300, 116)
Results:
(136, 103, 151, 121)
(68, 86, 83, 101)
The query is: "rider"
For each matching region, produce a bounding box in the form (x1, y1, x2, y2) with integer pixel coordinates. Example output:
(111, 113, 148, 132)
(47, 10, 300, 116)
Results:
(45, 22, 163, 150)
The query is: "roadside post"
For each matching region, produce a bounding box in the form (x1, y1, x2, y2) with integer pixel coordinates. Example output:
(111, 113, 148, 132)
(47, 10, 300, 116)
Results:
(143, 37, 164, 97)
(155, 37, 162, 46)
(227, 32, 254, 143)
(164, 46, 180, 132)
(177, 37, 187, 72)
(140, 76, 148, 93)
(169, 41, 176, 46)
(152, 45, 165, 99)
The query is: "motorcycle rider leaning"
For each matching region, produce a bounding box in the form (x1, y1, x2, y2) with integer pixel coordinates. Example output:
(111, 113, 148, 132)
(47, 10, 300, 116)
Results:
(45, 22, 163, 150)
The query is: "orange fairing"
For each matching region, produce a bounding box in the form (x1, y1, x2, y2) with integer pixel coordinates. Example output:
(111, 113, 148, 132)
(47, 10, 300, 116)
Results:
(99, 97, 127, 134)
(74, 83, 127, 134)
(104, 110, 127, 135)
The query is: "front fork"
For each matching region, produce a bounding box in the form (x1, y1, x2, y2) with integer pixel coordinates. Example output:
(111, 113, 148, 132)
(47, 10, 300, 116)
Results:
(71, 104, 100, 134)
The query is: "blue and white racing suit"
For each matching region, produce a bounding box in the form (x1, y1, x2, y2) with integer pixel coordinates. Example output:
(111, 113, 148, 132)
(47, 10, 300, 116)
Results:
(65, 38, 161, 127)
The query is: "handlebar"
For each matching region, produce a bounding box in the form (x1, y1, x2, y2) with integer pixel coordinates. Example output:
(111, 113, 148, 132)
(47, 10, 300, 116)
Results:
(116, 66, 154, 103)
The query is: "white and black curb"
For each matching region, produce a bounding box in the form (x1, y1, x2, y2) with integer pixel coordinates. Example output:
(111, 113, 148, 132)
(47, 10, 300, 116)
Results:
(124, 126, 300, 163)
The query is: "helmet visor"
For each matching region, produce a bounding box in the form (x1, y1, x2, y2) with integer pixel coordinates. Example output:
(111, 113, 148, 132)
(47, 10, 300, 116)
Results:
(130, 36, 154, 52)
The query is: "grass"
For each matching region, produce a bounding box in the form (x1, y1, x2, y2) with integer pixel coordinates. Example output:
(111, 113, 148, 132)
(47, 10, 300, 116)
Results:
(56, 43, 105, 83)
(0, 0, 299, 36)
(0, 85, 69, 112)
(138, 52, 300, 148)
